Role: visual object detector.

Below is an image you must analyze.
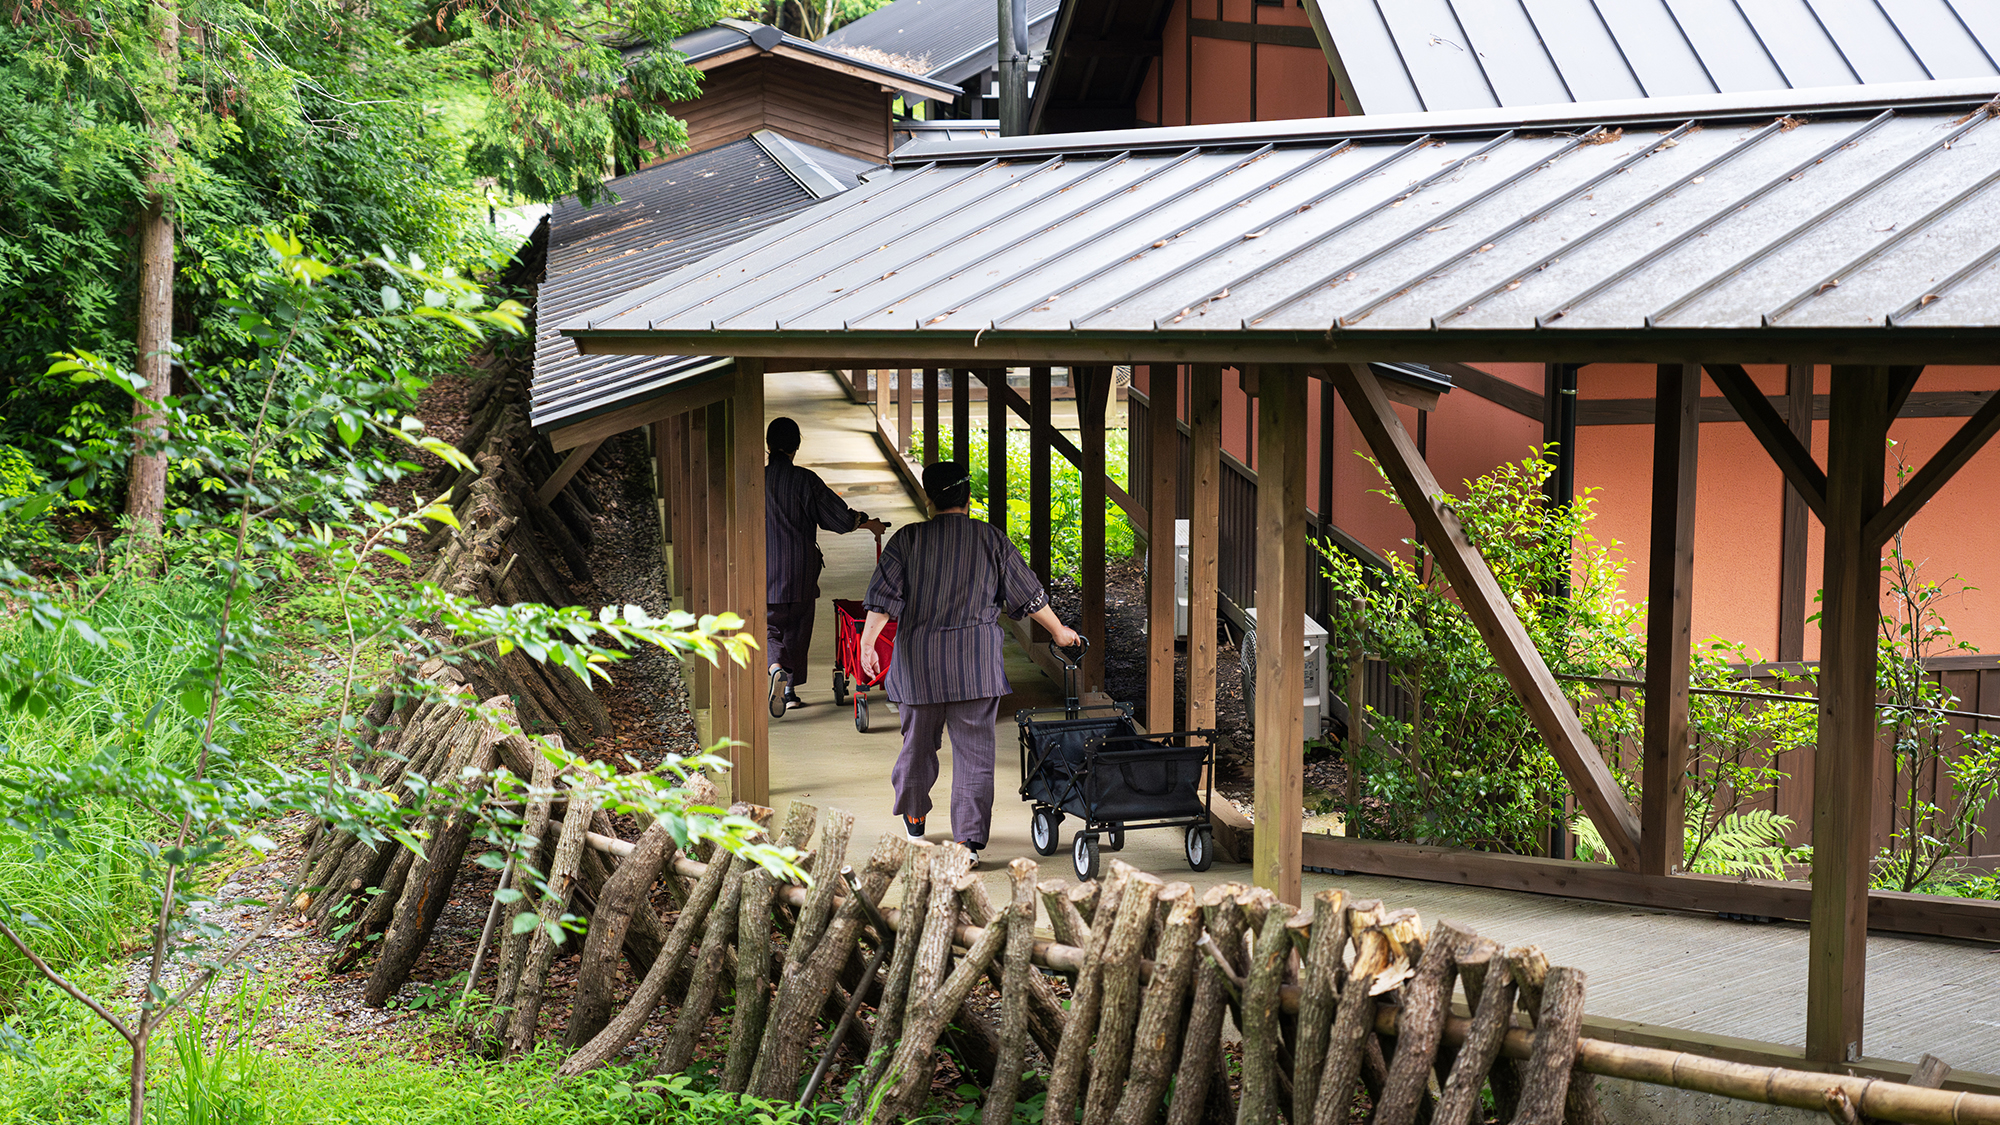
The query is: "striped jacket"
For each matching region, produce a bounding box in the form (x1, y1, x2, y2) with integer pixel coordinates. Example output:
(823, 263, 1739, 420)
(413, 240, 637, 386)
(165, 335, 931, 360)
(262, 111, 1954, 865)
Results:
(864, 513, 1049, 705)
(766, 452, 868, 603)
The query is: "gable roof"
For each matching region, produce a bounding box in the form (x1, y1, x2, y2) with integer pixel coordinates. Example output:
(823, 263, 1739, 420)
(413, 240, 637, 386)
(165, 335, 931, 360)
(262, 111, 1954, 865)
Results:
(822, 0, 1061, 88)
(559, 79, 2000, 367)
(1312, 0, 2000, 116)
(658, 18, 962, 101)
(531, 132, 874, 432)
(1027, 0, 1174, 133)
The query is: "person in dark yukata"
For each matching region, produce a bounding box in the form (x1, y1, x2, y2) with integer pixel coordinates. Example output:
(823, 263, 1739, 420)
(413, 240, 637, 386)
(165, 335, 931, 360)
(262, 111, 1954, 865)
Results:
(859, 460, 1079, 867)
(765, 416, 887, 715)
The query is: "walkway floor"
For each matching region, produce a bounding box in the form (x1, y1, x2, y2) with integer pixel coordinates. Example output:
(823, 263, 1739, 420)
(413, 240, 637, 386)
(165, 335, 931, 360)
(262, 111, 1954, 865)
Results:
(758, 370, 2000, 1080)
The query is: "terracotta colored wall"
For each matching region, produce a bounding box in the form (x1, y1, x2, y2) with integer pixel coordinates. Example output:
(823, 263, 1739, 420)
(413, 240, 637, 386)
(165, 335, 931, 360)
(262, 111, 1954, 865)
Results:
(1576, 365, 2000, 659)
(1132, 0, 1341, 126)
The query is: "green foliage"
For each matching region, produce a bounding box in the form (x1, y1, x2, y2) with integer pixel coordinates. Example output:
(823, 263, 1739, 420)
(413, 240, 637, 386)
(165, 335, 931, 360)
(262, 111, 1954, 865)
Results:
(1574, 807, 1804, 880)
(1870, 525, 2000, 894)
(1319, 447, 1644, 854)
(0, 244, 783, 1124)
(908, 422, 1137, 586)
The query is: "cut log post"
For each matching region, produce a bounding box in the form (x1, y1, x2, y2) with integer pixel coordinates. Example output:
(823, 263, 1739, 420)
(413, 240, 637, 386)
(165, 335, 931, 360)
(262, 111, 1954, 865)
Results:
(1236, 903, 1297, 1125)
(840, 844, 934, 1125)
(557, 807, 742, 1077)
(1042, 879, 1090, 947)
(1375, 922, 1468, 1125)
(655, 853, 752, 1075)
(782, 809, 853, 970)
(877, 912, 1011, 1121)
(723, 867, 776, 1092)
(1511, 946, 1550, 1025)
(1167, 886, 1244, 1125)
(913, 844, 975, 996)
(566, 819, 679, 1048)
(982, 859, 1040, 1125)
(1434, 940, 1517, 1125)
(1313, 923, 1394, 1125)
(363, 713, 505, 1006)
(1291, 889, 1349, 1122)
(1043, 867, 1131, 1125)
(1112, 891, 1201, 1125)
(1085, 870, 1166, 1125)
(1511, 967, 1587, 1125)
(493, 743, 561, 1045)
(1492, 944, 1549, 1121)
(750, 833, 908, 1099)
(505, 774, 601, 1055)
(961, 869, 1066, 1061)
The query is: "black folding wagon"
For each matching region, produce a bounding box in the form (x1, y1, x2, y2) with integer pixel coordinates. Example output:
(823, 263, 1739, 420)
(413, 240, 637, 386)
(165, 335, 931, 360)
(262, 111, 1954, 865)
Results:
(1015, 639, 1218, 881)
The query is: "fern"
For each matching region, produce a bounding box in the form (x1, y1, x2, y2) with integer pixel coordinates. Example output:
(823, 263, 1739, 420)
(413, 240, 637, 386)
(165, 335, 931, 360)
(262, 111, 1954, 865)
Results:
(1572, 807, 1807, 880)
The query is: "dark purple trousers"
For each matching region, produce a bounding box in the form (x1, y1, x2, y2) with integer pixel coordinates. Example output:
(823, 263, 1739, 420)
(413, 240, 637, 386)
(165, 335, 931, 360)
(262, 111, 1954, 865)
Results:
(892, 697, 1001, 848)
(767, 600, 815, 685)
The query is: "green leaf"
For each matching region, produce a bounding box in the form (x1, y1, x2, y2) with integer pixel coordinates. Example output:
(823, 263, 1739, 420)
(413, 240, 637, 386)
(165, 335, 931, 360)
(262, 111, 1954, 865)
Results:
(510, 911, 541, 935)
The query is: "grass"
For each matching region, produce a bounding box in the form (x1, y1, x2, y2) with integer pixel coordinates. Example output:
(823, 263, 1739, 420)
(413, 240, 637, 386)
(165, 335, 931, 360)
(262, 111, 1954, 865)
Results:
(0, 970, 844, 1125)
(0, 571, 286, 997)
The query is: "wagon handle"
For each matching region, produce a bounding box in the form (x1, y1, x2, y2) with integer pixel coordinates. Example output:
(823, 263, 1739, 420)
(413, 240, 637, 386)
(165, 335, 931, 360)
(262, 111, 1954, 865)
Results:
(1047, 637, 1090, 719)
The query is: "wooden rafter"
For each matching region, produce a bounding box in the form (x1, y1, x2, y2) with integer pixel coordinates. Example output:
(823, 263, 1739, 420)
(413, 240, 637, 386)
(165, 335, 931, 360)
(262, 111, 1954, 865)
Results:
(546, 371, 735, 452)
(1864, 386, 2000, 547)
(1328, 362, 1643, 870)
(1703, 364, 1828, 522)
(538, 441, 603, 506)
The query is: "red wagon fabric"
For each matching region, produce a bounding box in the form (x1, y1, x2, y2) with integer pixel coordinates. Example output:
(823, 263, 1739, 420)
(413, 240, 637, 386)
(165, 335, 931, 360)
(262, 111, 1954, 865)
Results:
(831, 598, 896, 732)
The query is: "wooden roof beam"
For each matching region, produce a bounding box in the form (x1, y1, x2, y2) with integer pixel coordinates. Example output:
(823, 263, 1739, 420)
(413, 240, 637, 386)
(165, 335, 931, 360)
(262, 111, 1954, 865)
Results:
(1865, 385, 2000, 547)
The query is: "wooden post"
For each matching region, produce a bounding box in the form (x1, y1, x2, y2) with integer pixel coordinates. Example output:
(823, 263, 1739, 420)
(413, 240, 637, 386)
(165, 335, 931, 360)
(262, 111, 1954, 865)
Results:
(1778, 364, 1813, 662)
(1641, 362, 1699, 877)
(1329, 362, 1642, 869)
(1807, 365, 1888, 1065)
(953, 369, 971, 467)
(1252, 366, 1307, 905)
(1080, 367, 1110, 692)
(924, 368, 941, 465)
(731, 361, 769, 808)
(874, 369, 887, 437)
(987, 368, 1009, 536)
(898, 367, 913, 455)
(1187, 365, 1222, 735)
(1148, 365, 1180, 736)
(702, 399, 731, 775)
(1031, 366, 1053, 588)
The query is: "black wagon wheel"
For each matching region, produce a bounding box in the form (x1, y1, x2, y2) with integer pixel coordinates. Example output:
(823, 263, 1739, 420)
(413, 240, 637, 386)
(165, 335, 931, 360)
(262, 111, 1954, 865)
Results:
(1073, 833, 1101, 882)
(832, 670, 849, 707)
(1185, 824, 1214, 872)
(1031, 808, 1062, 856)
(1104, 825, 1125, 852)
(855, 692, 870, 733)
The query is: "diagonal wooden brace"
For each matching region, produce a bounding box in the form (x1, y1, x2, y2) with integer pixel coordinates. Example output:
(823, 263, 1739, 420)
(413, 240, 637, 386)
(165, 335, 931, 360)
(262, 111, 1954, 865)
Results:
(1328, 362, 1642, 870)
(1703, 364, 1827, 522)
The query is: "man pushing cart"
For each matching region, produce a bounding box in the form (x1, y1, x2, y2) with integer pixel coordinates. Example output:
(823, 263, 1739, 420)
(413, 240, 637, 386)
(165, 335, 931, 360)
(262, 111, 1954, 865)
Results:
(858, 461, 1079, 868)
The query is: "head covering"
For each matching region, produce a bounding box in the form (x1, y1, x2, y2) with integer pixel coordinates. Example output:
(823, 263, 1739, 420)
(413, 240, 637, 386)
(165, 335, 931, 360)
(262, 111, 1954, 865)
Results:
(923, 460, 972, 511)
(767, 416, 801, 456)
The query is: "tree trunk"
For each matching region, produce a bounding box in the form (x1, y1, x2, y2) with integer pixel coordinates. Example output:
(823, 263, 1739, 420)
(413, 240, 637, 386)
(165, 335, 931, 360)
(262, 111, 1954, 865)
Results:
(1434, 944, 1516, 1125)
(1085, 872, 1166, 1125)
(1042, 867, 1131, 1125)
(982, 859, 1040, 1125)
(1374, 922, 1468, 1125)
(839, 844, 934, 1125)
(126, 0, 179, 547)
(1510, 967, 1587, 1125)
(1290, 889, 1350, 1123)
(1235, 904, 1296, 1125)
(1166, 886, 1243, 1125)
(1111, 892, 1201, 1125)
(566, 819, 678, 1048)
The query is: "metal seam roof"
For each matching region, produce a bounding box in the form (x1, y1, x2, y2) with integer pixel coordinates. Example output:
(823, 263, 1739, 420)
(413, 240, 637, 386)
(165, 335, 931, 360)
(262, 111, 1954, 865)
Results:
(1313, 0, 2000, 117)
(557, 83, 2000, 364)
(530, 134, 871, 431)
(821, 0, 1060, 88)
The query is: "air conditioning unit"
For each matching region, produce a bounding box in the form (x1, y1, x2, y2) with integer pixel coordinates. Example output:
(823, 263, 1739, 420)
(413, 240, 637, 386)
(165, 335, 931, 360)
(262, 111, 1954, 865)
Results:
(1240, 608, 1332, 739)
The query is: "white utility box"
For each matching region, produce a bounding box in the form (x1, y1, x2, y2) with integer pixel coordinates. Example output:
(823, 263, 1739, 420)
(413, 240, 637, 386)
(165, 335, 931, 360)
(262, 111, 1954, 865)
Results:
(1242, 607, 1332, 738)
(1173, 519, 1190, 638)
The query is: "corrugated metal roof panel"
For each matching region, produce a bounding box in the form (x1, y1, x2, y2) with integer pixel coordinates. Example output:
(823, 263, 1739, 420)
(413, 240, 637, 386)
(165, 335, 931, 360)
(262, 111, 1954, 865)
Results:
(1319, 0, 2000, 115)
(821, 0, 1059, 88)
(559, 83, 2000, 362)
(531, 133, 869, 431)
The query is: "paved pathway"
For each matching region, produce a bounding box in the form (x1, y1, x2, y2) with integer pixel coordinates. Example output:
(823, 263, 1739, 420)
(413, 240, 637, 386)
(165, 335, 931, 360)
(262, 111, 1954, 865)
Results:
(757, 370, 2000, 1079)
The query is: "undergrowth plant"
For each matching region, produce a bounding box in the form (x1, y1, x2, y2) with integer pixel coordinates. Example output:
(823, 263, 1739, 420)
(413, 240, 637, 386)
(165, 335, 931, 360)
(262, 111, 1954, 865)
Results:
(1320, 447, 1644, 854)
(0, 233, 791, 1125)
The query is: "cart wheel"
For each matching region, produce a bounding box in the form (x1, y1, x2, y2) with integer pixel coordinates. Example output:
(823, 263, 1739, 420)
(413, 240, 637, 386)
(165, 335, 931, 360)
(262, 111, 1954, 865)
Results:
(1073, 833, 1101, 882)
(1031, 808, 1062, 856)
(855, 693, 870, 733)
(1105, 825, 1125, 852)
(1185, 825, 1214, 873)
(832, 671, 849, 707)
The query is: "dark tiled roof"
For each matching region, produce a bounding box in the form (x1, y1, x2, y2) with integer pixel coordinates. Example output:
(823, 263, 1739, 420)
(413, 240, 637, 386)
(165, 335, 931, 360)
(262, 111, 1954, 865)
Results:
(1313, 0, 2000, 115)
(530, 133, 873, 431)
(560, 81, 2000, 364)
(822, 0, 1061, 87)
